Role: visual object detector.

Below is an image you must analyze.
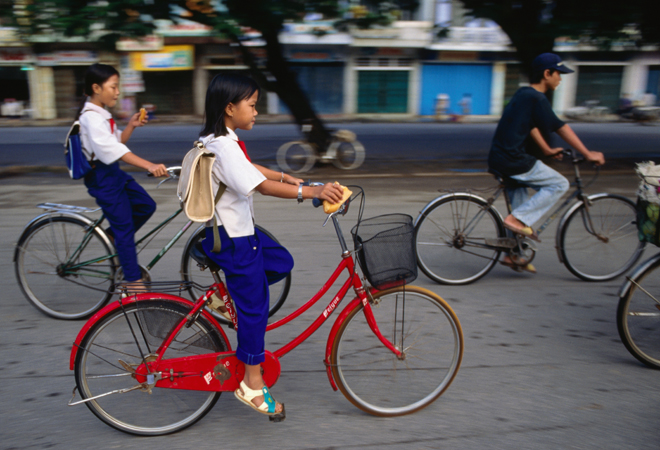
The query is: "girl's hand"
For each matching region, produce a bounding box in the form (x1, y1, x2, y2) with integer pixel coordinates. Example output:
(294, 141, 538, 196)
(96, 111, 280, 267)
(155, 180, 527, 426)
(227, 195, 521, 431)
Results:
(314, 182, 345, 204)
(282, 173, 303, 185)
(148, 163, 168, 177)
(129, 112, 148, 128)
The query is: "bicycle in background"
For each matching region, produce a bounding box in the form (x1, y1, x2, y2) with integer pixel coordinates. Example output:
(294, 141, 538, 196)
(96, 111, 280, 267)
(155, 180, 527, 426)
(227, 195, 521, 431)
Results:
(414, 149, 644, 285)
(13, 167, 290, 321)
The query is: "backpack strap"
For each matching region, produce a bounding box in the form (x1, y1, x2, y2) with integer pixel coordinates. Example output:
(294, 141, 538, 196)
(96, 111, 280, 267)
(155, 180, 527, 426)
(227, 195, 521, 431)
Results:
(78, 109, 97, 162)
(211, 182, 227, 253)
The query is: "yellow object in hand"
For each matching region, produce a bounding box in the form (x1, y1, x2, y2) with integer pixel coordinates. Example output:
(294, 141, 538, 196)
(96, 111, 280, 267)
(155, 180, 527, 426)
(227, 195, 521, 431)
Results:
(139, 108, 146, 122)
(323, 183, 352, 214)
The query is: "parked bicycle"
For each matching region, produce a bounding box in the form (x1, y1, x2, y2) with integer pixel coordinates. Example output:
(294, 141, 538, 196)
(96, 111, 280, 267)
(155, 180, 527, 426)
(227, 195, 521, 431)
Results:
(414, 149, 644, 285)
(277, 124, 365, 173)
(617, 252, 660, 369)
(67, 186, 463, 435)
(13, 167, 290, 321)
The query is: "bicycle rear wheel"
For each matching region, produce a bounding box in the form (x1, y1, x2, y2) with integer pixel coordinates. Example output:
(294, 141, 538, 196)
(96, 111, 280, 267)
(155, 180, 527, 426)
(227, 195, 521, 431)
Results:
(329, 139, 365, 170)
(414, 194, 505, 285)
(559, 195, 644, 281)
(74, 298, 229, 435)
(14, 216, 116, 319)
(330, 286, 463, 416)
(180, 225, 291, 323)
(617, 254, 660, 369)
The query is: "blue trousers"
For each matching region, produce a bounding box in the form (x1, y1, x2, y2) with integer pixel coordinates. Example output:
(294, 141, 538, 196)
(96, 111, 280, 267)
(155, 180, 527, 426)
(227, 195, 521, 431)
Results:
(508, 160, 570, 227)
(202, 226, 294, 365)
(84, 162, 156, 281)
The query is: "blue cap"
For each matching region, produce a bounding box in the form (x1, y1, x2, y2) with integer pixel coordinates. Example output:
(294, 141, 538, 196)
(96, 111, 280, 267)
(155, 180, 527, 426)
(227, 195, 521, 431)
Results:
(532, 53, 574, 74)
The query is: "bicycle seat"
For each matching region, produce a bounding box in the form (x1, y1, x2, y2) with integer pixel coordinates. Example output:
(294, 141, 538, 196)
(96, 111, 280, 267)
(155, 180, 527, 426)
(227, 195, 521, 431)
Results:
(488, 168, 528, 189)
(191, 240, 221, 272)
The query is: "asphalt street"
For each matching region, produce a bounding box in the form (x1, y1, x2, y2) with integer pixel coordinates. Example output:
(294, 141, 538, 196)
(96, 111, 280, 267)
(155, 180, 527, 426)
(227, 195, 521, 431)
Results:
(1, 171, 658, 449)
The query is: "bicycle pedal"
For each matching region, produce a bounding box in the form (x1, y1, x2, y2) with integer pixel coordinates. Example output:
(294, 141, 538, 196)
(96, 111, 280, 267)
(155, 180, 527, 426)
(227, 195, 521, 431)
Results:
(268, 404, 286, 422)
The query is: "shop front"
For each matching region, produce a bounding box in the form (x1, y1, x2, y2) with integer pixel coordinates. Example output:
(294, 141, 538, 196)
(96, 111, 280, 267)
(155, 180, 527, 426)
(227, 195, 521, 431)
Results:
(0, 47, 32, 117)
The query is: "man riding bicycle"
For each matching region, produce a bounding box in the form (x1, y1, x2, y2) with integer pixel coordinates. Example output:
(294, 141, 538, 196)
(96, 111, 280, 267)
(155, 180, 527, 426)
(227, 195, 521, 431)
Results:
(488, 53, 605, 273)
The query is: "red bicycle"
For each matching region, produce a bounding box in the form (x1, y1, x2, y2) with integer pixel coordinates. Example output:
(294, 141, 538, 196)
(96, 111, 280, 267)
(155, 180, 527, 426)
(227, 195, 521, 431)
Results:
(68, 187, 464, 435)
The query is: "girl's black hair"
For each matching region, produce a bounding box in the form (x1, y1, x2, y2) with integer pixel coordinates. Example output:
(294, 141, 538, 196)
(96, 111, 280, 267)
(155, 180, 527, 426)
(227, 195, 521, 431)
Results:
(200, 73, 260, 137)
(75, 63, 120, 118)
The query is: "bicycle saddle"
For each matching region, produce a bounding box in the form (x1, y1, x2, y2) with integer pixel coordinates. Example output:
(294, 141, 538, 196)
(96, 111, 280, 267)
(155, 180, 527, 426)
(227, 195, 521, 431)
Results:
(488, 168, 528, 189)
(191, 239, 221, 272)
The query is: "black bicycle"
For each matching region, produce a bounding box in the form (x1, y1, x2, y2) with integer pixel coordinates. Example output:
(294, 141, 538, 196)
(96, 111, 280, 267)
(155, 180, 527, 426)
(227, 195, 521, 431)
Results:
(414, 149, 645, 285)
(617, 252, 660, 369)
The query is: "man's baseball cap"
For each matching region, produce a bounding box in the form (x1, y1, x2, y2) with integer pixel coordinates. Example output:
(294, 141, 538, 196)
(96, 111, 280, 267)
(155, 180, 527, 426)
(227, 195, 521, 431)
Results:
(532, 53, 574, 74)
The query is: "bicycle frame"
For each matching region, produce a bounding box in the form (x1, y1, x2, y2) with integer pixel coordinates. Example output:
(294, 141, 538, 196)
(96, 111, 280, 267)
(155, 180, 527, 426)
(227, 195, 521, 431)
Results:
(69, 214, 403, 394)
(28, 205, 194, 280)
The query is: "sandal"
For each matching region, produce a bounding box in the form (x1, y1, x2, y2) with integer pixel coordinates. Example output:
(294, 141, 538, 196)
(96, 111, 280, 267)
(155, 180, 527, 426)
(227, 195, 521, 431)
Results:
(502, 221, 541, 242)
(235, 380, 285, 420)
(500, 259, 537, 274)
(209, 293, 233, 321)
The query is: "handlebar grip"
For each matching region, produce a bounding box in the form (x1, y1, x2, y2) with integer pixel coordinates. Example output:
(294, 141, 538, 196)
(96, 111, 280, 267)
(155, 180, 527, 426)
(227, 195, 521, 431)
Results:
(312, 198, 322, 208)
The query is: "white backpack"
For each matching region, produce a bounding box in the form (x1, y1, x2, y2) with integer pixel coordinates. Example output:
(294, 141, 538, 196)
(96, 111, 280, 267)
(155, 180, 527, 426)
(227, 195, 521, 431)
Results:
(177, 141, 226, 252)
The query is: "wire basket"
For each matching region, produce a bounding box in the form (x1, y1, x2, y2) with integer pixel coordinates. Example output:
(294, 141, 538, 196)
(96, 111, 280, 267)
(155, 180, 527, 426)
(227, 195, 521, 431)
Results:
(351, 214, 417, 290)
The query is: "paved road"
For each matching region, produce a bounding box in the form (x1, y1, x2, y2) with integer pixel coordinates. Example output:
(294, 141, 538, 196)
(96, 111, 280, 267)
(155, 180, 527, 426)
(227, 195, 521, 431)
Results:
(1, 172, 658, 449)
(2, 122, 660, 175)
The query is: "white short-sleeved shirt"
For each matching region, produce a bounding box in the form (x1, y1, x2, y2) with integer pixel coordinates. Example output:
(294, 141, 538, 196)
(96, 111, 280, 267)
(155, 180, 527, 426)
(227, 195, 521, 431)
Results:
(201, 129, 266, 238)
(79, 101, 131, 164)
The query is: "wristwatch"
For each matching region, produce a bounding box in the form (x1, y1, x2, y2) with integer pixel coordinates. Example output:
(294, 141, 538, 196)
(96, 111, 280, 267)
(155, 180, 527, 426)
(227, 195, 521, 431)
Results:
(297, 183, 304, 203)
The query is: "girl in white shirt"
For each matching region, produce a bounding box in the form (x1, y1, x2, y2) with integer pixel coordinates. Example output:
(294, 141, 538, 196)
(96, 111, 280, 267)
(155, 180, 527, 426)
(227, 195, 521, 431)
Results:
(79, 63, 167, 289)
(200, 73, 343, 418)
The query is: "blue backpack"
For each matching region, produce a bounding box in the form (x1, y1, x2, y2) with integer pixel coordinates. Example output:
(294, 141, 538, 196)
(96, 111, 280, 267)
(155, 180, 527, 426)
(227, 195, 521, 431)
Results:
(64, 112, 95, 180)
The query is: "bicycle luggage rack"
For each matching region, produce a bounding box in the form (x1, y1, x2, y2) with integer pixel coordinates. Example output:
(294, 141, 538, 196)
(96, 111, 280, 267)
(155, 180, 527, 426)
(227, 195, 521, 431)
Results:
(37, 202, 101, 214)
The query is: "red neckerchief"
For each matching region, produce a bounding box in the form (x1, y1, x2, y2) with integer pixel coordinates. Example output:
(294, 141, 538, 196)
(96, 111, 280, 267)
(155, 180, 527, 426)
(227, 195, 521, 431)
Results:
(109, 118, 116, 133)
(236, 140, 251, 162)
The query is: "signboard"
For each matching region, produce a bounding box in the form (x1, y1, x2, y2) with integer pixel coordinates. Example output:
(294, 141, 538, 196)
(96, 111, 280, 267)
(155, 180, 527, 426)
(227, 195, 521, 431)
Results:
(36, 50, 98, 66)
(0, 47, 33, 64)
(117, 35, 163, 52)
(121, 69, 145, 93)
(130, 45, 194, 71)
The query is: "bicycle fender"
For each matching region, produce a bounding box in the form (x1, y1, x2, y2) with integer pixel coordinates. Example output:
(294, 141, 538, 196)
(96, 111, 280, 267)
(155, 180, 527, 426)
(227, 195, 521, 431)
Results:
(324, 296, 363, 391)
(414, 192, 505, 227)
(554, 193, 628, 264)
(617, 253, 660, 299)
(13, 211, 113, 262)
(69, 294, 229, 370)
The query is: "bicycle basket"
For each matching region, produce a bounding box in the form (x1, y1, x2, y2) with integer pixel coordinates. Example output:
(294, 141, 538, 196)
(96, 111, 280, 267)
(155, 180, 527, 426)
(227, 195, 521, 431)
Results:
(351, 214, 417, 289)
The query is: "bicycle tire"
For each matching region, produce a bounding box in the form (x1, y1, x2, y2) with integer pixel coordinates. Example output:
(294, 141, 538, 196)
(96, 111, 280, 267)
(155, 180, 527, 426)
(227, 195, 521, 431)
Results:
(414, 194, 505, 285)
(14, 216, 116, 320)
(74, 298, 229, 435)
(616, 254, 660, 369)
(276, 140, 317, 173)
(330, 286, 463, 416)
(329, 139, 365, 170)
(180, 224, 291, 324)
(559, 194, 644, 281)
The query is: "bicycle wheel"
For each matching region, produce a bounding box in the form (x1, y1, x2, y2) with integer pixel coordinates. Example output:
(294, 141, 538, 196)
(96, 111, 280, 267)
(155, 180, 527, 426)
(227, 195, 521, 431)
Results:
(329, 139, 365, 170)
(276, 140, 317, 173)
(414, 194, 505, 285)
(74, 298, 229, 435)
(181, 225, 291, 323)
(14, 216, 116, 319)
(617, 254, 660, 369)
(559, 194, 644, 281)
(330, 286, 463, 416)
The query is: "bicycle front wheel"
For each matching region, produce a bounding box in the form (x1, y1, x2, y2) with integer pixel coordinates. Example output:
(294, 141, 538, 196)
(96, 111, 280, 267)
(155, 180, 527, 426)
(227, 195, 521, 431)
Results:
(331, 286, 463, 416)
(617, 254, 660, 369)
(181, 225, 291, 323)
(415, 194, 505, 285)
(14, 216, 116, 319)
(329, 139, 365, 170)
(74, 298, 229, 435)
(559, 195, 644, 281)
(276, 140, 316, 173)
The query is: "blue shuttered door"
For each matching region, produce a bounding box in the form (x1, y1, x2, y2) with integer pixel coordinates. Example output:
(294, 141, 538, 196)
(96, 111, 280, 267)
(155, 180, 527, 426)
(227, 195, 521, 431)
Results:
(290, 63, 344, 114)
(420, 64, 492, 115)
